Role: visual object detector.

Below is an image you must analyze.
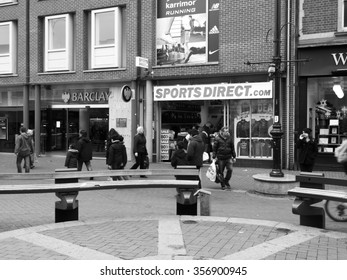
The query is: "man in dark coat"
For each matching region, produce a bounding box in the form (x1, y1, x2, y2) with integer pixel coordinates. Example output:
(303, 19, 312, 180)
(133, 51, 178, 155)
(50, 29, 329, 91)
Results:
(212, 126, 236, 190)
(76, 129, 93, 172)
(14, 126, 33, 173)
(107, 134, 127, 180)
(186, 129, 205, 168)
(296, 128, 318, 172)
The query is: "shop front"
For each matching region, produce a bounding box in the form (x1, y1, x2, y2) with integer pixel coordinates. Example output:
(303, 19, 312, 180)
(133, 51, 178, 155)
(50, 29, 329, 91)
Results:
(298, 45, 347, 171)
(154, 81, 274, 167)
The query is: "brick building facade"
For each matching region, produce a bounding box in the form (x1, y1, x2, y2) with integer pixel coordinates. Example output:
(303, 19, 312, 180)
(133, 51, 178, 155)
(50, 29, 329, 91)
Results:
(0, 0, 300, 170)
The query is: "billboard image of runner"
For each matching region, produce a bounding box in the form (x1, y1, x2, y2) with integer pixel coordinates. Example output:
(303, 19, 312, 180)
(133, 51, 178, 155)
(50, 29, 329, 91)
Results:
(156, 0, 219, 66)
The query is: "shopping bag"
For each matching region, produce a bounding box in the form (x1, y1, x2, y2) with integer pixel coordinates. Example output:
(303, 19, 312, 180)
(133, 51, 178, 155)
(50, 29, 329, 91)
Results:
(214, 162, 224, 184)
(143, 156, 150, 169)
(206, 159, 217, 182)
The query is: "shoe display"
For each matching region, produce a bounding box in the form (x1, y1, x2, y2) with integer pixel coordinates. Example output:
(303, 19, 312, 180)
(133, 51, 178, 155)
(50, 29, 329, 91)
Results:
(140, 175, 147, 178)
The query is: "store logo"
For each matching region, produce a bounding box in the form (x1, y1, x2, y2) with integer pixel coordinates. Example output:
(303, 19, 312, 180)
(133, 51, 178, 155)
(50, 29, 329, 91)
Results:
(210, 3, 219, 11)
(209, 25, 219, 34)
(331, 53, 347, 65)
(62, 92, 70, 103)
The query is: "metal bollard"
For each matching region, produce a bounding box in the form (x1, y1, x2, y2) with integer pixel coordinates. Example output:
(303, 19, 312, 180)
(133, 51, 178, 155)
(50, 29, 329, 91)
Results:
(194, 189, 211, 216)
(176, 188, 197, 215)
(54, 168, 79, 223)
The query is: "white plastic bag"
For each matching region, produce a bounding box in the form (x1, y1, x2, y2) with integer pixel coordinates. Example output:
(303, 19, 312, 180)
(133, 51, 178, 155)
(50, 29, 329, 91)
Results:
(206, 159, 217, 182)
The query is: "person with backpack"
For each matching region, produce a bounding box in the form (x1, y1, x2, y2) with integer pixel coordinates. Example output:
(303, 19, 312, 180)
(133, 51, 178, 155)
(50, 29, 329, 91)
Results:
(14, 126, 33, 173)
(107, 134, 127, 180)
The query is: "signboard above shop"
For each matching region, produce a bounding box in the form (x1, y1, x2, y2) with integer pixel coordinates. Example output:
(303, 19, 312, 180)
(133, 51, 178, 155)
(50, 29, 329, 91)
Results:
(298, 45, 347, 76)
(154, 82, 273, 101)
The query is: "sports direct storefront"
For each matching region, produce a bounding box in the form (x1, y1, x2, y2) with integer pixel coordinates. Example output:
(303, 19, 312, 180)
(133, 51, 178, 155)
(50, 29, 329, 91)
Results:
(154, 82, 274, 165)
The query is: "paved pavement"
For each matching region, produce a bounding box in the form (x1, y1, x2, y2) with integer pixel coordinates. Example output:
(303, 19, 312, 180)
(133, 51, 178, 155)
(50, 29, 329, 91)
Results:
(0, 152, 346, 260)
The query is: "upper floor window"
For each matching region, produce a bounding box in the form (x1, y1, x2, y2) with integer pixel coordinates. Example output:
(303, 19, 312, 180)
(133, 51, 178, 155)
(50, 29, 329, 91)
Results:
(0, 0, 16, 5)
(338, 0, 347, 32)
(44, 14, 73, 72)
(0, 21, 17, 75)
(90, 7, 122, 69)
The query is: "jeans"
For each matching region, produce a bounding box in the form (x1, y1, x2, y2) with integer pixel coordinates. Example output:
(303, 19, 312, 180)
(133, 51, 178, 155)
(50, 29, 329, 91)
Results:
(77, 160, 92, 171)
(217, 158, 233, 185)
(16, 154, 30, 173)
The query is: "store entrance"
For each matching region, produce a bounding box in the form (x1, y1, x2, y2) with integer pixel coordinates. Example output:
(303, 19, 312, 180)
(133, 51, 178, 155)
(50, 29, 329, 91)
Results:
(42, 107, 108, 155)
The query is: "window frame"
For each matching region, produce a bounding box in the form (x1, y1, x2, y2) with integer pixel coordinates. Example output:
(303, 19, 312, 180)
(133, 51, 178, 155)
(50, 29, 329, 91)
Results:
(338, 0, 347, 32)
(90, 7, 122, 69)
(44, 14, 73, 72)
(0, 21, 17, 75)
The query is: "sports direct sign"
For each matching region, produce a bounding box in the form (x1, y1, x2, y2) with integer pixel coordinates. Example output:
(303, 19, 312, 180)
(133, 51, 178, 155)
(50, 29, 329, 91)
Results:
(154, 82, 273, 101)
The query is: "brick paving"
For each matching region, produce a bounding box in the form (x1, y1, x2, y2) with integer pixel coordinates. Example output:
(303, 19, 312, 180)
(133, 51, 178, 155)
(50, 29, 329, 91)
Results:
(0, 152, 347, 260)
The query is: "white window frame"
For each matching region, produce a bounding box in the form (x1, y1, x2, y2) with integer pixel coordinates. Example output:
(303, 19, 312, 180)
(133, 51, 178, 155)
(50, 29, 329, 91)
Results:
(90, 7, 122, 69)
(44, 14, 73, 72)
(338, 0, 347, 32)
(0, 0, 16, 5)
(0, 21, 17, 75)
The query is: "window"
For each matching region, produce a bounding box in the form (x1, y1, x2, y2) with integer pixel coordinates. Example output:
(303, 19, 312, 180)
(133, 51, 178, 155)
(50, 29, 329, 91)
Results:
(44, 14, 73, 72)
(338, 0, 347, 32)
(0, 0, 16, 4)
(0, 21, 17, 75)
(90, 7, 122, 69)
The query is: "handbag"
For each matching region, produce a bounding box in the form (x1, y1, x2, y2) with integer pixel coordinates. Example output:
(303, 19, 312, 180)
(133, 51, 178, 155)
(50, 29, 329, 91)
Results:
(143, 155, 150, 169)
(206, 159, 217, 181)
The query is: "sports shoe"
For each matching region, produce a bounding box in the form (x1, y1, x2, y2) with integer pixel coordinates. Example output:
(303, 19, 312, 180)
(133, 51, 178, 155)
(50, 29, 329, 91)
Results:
(225, 182, 231, 191)
(221, 184, 225, 190)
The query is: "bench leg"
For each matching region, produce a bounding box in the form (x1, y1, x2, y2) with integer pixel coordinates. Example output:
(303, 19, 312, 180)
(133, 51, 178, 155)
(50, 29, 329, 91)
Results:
(292, 198, 325, 229)
(176, 189, 197, 216)
(55, 192, 79, 223)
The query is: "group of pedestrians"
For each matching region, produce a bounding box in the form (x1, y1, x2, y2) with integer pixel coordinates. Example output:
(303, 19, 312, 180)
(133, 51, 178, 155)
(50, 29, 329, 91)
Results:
(171, 125, 237, 191)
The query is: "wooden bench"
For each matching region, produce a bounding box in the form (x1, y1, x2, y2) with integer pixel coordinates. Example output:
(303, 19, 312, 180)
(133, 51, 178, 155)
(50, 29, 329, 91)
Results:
(288, 172, 347, 229)
(0, 168, 201, 223)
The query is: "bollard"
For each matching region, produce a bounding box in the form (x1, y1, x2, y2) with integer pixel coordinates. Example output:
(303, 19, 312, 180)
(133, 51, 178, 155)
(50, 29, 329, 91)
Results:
(194, 189, 211, 216)
(175, 165, 200, 215)
(54, 168, 79, 223)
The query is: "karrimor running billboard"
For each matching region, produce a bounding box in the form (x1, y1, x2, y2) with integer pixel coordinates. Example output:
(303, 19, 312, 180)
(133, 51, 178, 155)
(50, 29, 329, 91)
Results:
(156, 0, 220, 65)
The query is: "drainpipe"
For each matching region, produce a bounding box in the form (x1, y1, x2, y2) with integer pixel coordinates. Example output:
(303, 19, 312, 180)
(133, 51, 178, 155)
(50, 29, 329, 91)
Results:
(286, 0, 291, 169)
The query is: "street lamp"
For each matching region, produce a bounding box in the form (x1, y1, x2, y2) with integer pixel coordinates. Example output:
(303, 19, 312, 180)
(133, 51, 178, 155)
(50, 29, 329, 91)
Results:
(269, 0, 284, 177)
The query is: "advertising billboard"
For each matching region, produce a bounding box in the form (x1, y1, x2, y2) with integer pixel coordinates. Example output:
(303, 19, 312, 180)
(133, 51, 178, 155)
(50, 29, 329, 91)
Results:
(156, 0, 219, 65)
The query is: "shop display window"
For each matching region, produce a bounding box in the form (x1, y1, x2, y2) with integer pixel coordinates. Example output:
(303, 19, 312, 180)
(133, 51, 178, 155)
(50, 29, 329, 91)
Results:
(232, 100, 273, 160)
(307, 77, 347, 153)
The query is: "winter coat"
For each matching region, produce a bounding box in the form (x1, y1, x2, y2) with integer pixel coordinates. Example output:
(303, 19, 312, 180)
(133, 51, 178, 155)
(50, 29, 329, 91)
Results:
(133, 133, 147, 155)
(212, 133, 236, 160)
(296, 138, 318, 165)
(105, 129, 119, 163)
(107, 141, 127, 169)
(76, 136, 93, 162)
(14, 132, 33, 157)
(171, 148, 188, 168)
(186, 135, 205, 168)
(64, 148, 79, 168)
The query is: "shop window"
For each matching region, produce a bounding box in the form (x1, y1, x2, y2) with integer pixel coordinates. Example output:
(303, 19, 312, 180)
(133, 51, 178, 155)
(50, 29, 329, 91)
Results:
(338, 0, 347, 32)
(90, 7, 123, 69)
(233, 100, 273, 159)
(0, 21, 17, 75)
(44, 14, 74, 72)
(307, 77, 347, 153)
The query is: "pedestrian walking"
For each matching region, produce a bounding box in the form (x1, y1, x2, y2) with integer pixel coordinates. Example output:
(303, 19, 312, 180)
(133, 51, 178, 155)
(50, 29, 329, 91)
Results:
(107, 134, 127, 180)
(27, 129, 36, 169)
(186, 128, 205, 169)
(64, 143, 79, 168)
(14, 126, 34, 173)
(105, 128, 119, 164)
(130, 126, 148, 177)
(76, 129, 93, 174)
(212, 126, 236, 190)
(171, 141, 188, 168)
(296, 127, 318, 172)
